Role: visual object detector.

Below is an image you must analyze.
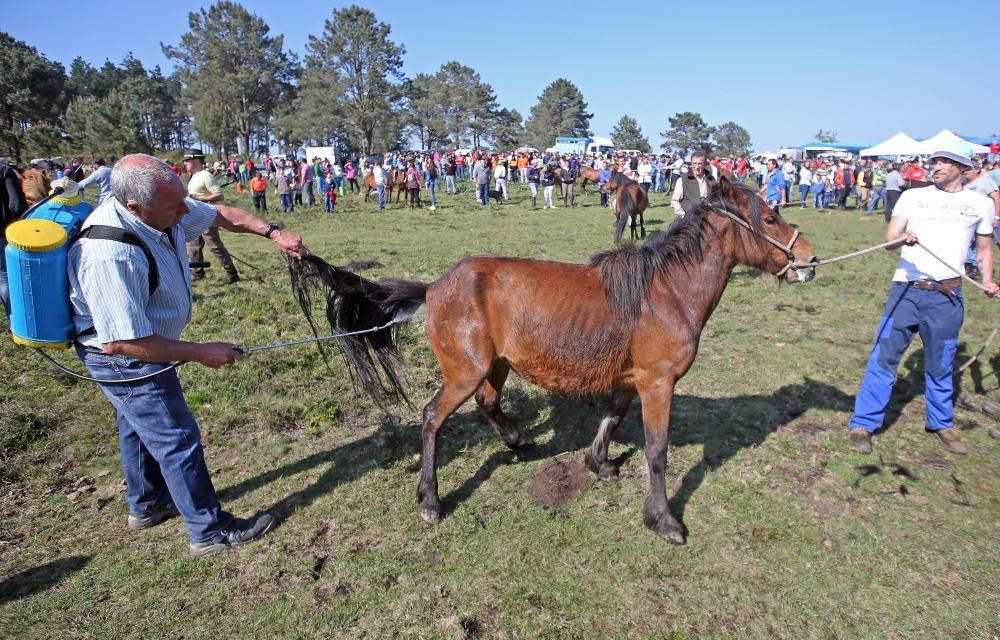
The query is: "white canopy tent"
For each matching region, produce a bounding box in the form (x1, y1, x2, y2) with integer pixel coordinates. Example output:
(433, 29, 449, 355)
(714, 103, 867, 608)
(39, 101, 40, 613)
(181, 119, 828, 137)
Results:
(916, 129, 989, 155)
(859, 132, 922, 157)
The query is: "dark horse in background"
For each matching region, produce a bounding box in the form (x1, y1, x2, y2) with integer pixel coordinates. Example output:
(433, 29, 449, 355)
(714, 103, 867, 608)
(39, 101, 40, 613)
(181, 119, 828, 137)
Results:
(310, 177, 818, 544)
(602, 172, 648, 242)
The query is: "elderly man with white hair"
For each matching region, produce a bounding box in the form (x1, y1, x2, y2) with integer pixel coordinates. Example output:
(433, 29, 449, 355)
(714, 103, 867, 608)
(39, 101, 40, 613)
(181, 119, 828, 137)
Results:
(69, 153, 305, 558)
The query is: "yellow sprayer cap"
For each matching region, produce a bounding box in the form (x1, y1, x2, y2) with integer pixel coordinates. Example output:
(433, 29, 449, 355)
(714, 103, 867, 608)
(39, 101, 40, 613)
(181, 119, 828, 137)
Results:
(4, 219, 68, 252)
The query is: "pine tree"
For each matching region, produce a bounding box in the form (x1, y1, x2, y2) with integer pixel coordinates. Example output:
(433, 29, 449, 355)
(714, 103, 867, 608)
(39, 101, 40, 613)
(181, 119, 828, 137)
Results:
(305, 5, 406, 155)
(524, 79, 592, 151)
(163, 1, 296, 156)
(0, 32, 68, 163)
(610, 114, 651, 151)
(659, 112, 714, 156)
(712, 121, 753, 157)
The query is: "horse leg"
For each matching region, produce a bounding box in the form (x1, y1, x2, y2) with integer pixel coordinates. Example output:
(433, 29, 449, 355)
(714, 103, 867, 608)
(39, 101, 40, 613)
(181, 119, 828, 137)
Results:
(639, 211, 647, 238)
(630, 215, 638, 240)
(584, 389, 635, 481)
(417, 380, 481, 524)
(475, 360, 532, 450)
(637, 378, 685, 544)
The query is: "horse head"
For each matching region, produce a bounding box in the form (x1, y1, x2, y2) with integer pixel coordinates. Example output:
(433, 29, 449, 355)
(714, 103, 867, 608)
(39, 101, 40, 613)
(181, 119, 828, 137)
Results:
(600, 173, 624, 195)
(713, 177, 818, 284)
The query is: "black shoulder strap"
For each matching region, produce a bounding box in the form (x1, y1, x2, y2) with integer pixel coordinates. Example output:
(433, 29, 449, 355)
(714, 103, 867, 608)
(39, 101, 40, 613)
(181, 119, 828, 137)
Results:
(76, 225, 159, 296)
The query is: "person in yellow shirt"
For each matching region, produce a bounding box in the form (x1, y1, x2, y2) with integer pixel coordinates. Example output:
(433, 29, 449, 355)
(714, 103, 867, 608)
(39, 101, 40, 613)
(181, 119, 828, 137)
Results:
(183, 150, 240, 284)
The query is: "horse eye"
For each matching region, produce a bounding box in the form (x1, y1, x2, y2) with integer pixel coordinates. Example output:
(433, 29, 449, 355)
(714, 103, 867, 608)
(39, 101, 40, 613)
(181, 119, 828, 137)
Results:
(765, 216, 777, 224)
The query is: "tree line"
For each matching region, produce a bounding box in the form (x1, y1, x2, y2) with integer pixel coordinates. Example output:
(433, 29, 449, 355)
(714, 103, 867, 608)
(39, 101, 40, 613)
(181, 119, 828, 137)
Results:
(0, 1, 753, 165)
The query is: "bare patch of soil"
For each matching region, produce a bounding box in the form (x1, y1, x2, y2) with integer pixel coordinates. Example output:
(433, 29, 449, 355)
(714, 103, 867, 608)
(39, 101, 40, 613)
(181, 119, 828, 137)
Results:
(531, 458, 590, 509)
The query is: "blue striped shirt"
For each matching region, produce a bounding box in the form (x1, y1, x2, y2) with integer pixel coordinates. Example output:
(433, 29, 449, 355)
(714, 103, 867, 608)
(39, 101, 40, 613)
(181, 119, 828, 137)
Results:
(69, 197, 217, 347)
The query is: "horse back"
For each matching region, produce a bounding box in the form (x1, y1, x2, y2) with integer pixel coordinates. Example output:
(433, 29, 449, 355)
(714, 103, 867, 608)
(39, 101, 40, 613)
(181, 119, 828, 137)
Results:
(425, 256, 633, 394)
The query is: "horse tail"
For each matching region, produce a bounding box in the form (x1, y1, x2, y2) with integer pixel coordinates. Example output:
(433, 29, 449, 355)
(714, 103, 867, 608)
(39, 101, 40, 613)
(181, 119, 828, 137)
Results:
(613, 186, 639, 243)
(288, 255, 428, 408)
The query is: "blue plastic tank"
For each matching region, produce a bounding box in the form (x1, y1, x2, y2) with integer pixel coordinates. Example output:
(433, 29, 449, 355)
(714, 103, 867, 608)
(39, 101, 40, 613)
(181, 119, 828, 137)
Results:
(4, 219, 72, 349)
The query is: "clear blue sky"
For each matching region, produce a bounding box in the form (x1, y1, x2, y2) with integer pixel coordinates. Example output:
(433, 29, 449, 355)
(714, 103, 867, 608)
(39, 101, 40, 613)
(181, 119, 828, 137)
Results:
(5, 0, 998, 151)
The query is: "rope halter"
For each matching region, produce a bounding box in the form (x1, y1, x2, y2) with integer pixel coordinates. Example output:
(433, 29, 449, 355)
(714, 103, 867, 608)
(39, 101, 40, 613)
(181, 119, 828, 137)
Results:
(712, 204, 805, 278)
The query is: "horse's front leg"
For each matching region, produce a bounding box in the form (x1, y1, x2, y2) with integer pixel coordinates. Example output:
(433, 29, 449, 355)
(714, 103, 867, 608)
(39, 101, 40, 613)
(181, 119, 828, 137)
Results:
(585, 389, 635, 480)
(637, 377, 684, 544)
(639, 212, 647, 238)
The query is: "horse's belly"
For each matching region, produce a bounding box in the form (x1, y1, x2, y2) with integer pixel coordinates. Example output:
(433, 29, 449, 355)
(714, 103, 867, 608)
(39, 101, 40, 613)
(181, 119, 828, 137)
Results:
(503, 341, 625, 395)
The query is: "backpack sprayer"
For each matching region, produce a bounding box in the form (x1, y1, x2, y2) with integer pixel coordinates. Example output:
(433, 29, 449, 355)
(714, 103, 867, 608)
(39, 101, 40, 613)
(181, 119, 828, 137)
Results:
(3, 183, 401, 385)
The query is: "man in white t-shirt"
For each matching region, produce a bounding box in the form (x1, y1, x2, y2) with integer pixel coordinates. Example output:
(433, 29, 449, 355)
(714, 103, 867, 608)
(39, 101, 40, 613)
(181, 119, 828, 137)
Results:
(848, 141, 999, 456)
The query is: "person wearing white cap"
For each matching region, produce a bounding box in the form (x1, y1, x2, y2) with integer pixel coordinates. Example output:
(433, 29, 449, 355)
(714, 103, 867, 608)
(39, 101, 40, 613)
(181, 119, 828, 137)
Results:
(848, 139, 999, 456)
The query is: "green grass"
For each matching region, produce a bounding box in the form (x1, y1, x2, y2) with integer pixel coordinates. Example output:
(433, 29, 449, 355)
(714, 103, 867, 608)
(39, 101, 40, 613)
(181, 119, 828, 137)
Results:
(1, 181, 998, 639)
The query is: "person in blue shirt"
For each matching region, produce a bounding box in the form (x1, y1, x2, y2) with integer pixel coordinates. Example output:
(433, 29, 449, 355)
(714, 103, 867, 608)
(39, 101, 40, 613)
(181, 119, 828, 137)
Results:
(598, 165, 612, 208)
(761, 158, 787, 213)
(77, 158, 113, 204)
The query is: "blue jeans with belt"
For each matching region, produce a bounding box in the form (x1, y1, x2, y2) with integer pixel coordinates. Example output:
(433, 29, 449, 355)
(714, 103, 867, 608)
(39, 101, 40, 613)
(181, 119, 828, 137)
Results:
(850, 282, 964, 433)
(77, 347, 234, 543)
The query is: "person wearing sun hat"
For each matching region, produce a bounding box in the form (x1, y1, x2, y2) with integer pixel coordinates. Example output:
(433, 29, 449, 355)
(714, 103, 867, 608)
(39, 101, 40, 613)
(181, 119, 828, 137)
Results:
(183, 149, 240, 284)
(848, 138, 999, 456)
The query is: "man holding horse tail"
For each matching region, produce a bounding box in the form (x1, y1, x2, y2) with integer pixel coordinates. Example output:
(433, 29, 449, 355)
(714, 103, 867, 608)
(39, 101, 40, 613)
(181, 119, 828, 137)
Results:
(70, 154, 306, 557)
(848, 142, 999, 456)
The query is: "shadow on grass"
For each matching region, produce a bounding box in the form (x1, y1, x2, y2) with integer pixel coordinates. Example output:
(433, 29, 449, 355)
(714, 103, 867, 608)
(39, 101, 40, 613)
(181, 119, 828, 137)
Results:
(0, 555, 91, 606)
(222, 377, 852, 540)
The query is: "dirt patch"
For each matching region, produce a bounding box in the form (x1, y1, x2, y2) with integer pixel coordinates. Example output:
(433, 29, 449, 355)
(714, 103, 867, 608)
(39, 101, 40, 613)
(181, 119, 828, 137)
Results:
(531, 458, 590, 509)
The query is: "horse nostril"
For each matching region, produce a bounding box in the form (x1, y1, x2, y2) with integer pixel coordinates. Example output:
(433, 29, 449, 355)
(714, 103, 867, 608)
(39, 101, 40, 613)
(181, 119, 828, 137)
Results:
(809, 256, 820, 265)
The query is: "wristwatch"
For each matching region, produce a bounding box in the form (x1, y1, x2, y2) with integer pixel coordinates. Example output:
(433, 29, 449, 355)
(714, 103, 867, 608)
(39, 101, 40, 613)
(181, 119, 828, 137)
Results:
(263, 222, 281, 239)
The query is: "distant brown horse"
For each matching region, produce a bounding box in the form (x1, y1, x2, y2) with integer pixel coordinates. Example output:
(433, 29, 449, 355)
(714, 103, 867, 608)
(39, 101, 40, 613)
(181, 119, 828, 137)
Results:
(364, 168, 408, 205)
(602, 172, 648, 242)
(317, 177, 818, 545)
(578, 166, 601, 192)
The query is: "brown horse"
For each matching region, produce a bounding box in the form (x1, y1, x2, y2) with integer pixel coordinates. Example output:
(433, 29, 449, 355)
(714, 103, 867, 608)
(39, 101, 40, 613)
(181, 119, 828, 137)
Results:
(310, 177, 817, 544)
(577, 165, 601, 192)
(363, 168, 408, 205)
(20, 170, 52, 206)
(602, 172, 648, 242)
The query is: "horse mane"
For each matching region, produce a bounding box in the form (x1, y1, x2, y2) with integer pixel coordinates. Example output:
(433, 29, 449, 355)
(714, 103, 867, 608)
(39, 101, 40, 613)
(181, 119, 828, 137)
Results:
(21, 171, 51, 205)
(588, 180, 764, 323)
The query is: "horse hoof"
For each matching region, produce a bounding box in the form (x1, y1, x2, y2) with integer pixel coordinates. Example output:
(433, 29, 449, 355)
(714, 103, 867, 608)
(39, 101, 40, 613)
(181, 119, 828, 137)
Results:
(659, 528, 686, 545)
(510, 435, 534, 451)
(419, 507, 440, 525)
(597, 462, 619, 482)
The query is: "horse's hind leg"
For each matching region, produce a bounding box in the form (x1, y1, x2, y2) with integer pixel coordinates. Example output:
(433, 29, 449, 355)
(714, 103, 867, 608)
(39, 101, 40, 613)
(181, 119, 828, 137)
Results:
(639, 211, 647, 238)
(417, 380, 480, 524)
(584, 390, 635, 480)
(475, 360, 532, 450)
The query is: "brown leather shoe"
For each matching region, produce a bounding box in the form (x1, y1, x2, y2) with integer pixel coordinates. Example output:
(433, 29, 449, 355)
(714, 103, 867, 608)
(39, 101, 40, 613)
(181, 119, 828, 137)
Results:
(849, 428, 873, 454)
(933, 428, 967, 455)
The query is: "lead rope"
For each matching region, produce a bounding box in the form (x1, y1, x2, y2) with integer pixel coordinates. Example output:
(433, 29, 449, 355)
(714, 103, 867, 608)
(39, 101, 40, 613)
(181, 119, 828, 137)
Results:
(36, 318, 405, 385)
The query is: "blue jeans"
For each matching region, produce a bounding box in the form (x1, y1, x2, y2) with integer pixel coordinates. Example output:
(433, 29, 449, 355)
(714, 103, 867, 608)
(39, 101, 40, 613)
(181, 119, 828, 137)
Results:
(427, 178, 436, 206)
(376, 183, 385, 209)
(457, 165, 466, 180)
(0, 237, 10, 319)
(477, 183, 489, 204)
(799, 184, 810, 206)
(812, 187, 824, 208)
(76, 347, 233, 543)
(280, 193, 293, 211)
(850, 282, 964, 433)
(867, 186, 886, 212)
(445, 175, 456, 193)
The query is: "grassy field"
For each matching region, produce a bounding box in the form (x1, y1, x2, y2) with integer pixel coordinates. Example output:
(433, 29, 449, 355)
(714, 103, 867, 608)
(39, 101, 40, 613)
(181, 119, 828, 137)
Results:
(1, 180, 998, 639)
